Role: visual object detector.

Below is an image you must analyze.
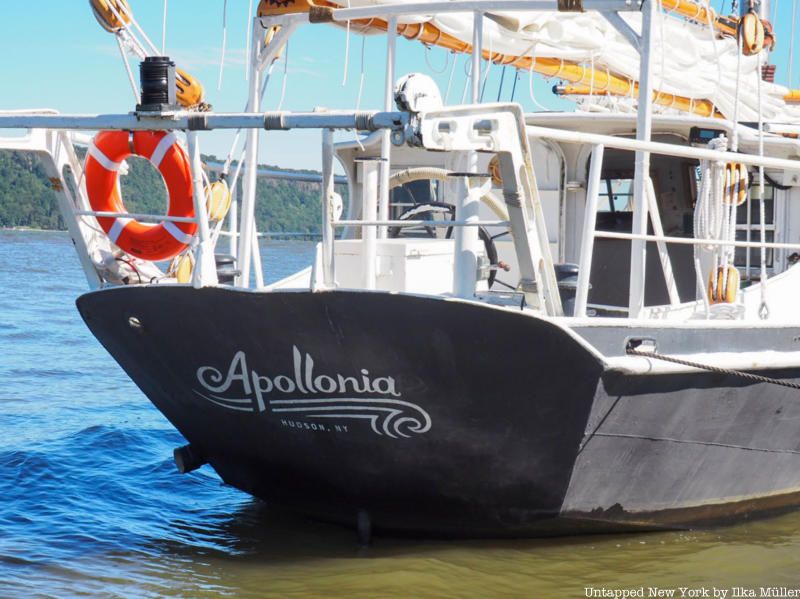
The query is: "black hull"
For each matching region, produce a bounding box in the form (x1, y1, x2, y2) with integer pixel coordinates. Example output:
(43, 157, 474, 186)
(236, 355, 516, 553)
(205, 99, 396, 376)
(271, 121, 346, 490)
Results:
(77, 287, 800, 536)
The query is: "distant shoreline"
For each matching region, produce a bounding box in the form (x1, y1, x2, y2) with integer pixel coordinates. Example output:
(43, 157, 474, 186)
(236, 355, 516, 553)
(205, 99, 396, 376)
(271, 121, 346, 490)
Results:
(1, 226, 65, 232)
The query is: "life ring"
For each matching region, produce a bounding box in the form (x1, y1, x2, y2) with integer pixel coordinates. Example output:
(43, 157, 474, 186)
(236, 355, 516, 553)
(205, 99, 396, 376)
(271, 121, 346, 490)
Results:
(85, 130, 197, 261)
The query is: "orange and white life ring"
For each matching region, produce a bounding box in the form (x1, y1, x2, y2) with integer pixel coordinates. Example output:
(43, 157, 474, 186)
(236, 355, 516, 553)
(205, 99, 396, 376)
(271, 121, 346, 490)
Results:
(85, 130, 197, 262)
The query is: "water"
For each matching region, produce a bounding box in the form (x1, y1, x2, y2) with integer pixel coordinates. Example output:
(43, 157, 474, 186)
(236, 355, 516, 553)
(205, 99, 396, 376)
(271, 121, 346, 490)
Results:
(2, 229, 800, 598)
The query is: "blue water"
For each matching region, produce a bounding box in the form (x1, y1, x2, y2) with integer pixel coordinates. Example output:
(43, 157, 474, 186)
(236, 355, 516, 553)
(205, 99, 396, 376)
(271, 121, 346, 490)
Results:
(4, 229, 800, 598)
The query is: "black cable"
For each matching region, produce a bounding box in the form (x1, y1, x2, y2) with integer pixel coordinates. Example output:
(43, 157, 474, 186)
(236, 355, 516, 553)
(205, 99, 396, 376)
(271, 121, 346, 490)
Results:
(496, 66, 507, 102)
(510, 71, 519, 102)
(762, 172, 792, 191)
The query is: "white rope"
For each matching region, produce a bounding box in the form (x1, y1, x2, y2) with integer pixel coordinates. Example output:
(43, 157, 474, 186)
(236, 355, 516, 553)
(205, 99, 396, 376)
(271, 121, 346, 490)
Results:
(444, 52, 458, 104)
(356, 35, 366, 109)
(791, 0, 798, 88)
(276, 42, 289, 110)
(125, 8, 160, 55)
(424, 46, 450, 75)
(528, 56, 550, 112)
(229, 149, 247, 194)
(694, 136, 729, 309)
(245, 0, 253, 82)
(731, 31, 743, 152)
(161, 0, 168, 55)
(218, 0, 228, 90)
(702, 0, 722, 118)
(115, 35, 140, 103)
(460, 57, 471, 104)
(757, 49, 769, 319)
(342, 0, 352, 86)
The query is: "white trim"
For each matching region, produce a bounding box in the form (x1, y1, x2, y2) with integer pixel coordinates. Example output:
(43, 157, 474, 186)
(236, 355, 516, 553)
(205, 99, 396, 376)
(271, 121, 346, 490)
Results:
(163, 220, 194, 245)
(605, 350, 800, 375)
(149, 132, 178, 169)
(107, 217, 132, 243)
(87, 142, 121, 172)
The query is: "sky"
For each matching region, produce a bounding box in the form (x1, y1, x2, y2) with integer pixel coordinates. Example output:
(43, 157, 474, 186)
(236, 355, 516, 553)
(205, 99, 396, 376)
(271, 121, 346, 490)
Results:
(0, 1, 797, 170)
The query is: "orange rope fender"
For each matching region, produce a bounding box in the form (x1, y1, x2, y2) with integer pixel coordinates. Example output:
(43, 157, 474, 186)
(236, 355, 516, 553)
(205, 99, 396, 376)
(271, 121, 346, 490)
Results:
(85, 130, 197, 261)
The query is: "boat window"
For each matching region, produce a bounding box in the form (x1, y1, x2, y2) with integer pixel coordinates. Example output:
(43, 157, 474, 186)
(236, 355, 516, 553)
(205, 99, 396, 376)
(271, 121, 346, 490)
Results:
(734, 180, 776, 270)
(597, 177, 634, 213)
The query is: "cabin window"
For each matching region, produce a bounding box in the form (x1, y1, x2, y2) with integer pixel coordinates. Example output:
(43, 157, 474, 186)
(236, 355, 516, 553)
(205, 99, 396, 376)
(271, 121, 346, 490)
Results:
(734, 181, 776, 272)
(597, 177, 634, 213)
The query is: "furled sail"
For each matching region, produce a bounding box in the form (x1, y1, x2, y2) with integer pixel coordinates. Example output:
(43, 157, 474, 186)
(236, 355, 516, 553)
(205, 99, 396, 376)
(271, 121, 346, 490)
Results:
(260, 0, 798, 122)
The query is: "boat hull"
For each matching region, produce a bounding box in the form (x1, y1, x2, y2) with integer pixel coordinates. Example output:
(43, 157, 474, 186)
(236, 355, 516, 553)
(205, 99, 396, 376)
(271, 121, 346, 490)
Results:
(76, 287, 800, 536)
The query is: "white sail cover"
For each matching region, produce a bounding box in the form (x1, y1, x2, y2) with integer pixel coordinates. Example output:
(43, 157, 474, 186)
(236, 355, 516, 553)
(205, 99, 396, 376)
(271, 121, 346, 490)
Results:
(335, 0, 798, 122)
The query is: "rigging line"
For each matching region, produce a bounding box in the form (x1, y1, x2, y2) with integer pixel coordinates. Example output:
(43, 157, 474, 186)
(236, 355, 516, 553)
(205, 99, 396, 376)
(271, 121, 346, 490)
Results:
(161, 0, 168, 55)
(276, 41, 289, 111)
(356, 35, 366, 109)
(626, 346, 800, 390)
(116, 35, 140, 103)
(496, 66, 507, 102)
(757, 48, 769, 320)
(460, 57, 471, 104)
(103, 3, 147, 57)
(342, 0, 351, 86)
(528, 56, 550, 112)
(731, 30, 743, 152)
(479, 31, 494, 102)
(702, 0, 722, 118)
(124, 7, 160, 55)
(791, 0, 798, 88)
(245, 0, 253, 82)
(444, 52, 458, 104)
(218, 0, 229, 90)
(424, 45, 450, 75)
(510, 70, 519, 102)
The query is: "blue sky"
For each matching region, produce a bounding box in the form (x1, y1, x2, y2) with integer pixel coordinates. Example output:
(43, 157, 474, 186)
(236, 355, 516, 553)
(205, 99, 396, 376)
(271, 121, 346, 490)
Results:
(0, 1, 797, 169)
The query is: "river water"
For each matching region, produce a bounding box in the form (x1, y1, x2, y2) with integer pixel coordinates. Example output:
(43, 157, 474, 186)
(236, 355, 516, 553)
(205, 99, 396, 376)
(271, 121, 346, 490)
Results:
(2, 229, 800, 598)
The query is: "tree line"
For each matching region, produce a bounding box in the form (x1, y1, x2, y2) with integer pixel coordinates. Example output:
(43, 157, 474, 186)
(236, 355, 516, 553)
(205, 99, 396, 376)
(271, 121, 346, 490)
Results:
(0, 150, 332, 233)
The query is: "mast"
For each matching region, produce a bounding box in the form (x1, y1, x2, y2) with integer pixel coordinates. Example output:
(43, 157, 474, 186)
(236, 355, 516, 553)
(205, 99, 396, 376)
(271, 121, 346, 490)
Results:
(628, 0, 657, 318)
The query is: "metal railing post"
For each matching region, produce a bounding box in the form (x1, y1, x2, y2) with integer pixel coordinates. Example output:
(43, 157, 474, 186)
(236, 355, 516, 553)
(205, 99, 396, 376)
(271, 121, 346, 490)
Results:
(186, 130, 219, 288)
(236, 16, 263, 287)
(574, 144, 604, 317)
(452, 11, 484, 298)
(378, 17, 397, 240)
(629, 0, 657, 317)
(320, 128, 337, 288)
(360, 159, 380, 289)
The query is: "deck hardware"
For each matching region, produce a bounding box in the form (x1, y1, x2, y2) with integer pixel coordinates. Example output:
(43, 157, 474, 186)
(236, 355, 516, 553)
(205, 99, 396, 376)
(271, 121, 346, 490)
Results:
(625, 337, 657, 354)
(127, 316, 144, 332)
(173, 444, 207, 474)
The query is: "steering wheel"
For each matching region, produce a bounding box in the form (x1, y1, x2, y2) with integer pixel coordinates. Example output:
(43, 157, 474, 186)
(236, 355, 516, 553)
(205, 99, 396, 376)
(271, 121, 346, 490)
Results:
(388, 201, 500, 288)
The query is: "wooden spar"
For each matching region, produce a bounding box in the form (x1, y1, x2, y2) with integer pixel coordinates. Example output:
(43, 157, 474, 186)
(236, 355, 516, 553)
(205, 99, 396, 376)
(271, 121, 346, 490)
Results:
(659, 0, 738, 37)
(784, 90, 800, 104)
(561, 83, 800, 108)
(554, 84, 718, 117)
